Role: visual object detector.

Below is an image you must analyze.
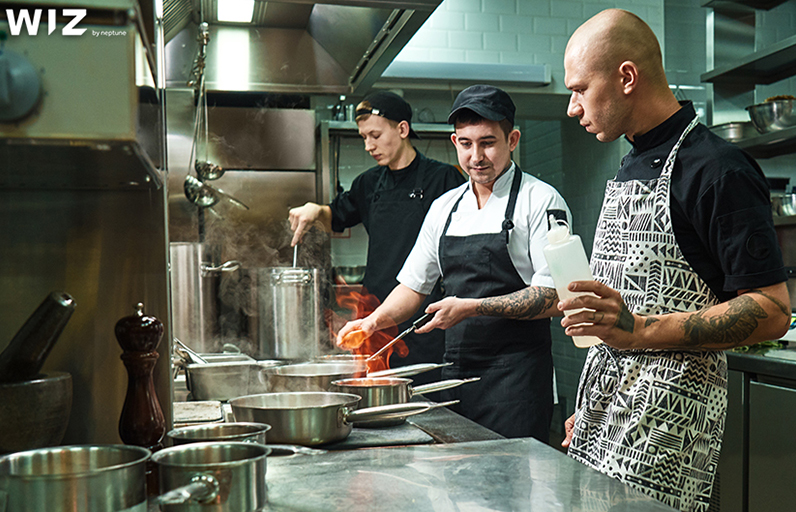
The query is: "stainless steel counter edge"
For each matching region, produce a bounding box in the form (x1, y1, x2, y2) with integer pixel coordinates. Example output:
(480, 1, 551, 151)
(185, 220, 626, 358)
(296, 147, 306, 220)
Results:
(726, 348, 796, 381)
(262, 437, 677, 511)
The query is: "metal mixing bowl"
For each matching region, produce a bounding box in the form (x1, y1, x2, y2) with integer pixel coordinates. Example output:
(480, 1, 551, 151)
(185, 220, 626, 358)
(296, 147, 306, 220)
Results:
(746, 100, 796, 133)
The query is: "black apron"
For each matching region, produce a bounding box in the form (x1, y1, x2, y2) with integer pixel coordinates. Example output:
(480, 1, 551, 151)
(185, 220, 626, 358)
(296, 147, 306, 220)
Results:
(438, 165, 553, 441)
(362, 155, 446, 384)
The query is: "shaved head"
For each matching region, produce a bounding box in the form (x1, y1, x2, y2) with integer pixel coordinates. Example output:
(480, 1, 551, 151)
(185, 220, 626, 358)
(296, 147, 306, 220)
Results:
(564, 9, 680, 141)
(566, 9, 666, 88)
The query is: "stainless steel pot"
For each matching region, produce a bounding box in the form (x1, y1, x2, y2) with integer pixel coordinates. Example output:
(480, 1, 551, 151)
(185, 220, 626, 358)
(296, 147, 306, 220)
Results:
(260, 362, 366, 392)
(252, 268, 323, 360)
(166, 422, 325, 457)
(152, 441, 267, 511)
(170, 243, 223, 354)
(167, 423, 271, 445)
(185, 360, 285, 401)
(0, 444, 150, 512)
(229, 392, 457, 446)
(330, 377, 480, 427)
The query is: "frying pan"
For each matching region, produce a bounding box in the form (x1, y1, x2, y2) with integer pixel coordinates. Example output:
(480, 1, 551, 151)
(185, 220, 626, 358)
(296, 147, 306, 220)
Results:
(330, 377, 479, 427)
(229, 392, 457, 446)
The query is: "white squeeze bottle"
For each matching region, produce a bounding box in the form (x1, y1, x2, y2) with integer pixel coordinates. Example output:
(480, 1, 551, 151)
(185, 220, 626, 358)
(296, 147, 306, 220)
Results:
(542, 215, 602, 348)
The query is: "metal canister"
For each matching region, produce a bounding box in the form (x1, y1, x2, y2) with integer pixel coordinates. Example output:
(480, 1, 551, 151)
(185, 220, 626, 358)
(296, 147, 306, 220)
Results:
(261, 267, 322, 360)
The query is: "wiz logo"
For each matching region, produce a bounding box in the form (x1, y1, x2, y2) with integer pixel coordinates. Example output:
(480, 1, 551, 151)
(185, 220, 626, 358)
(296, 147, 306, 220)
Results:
(5, 9, 87, 36)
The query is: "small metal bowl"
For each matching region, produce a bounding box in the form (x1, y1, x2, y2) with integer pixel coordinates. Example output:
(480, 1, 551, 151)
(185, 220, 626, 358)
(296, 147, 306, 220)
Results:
(746, 100, 796, 133)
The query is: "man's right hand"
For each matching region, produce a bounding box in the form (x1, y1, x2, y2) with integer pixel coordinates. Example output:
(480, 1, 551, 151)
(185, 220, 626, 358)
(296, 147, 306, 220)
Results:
(288, 202, 326, 247)
(336, 318, 375, 349)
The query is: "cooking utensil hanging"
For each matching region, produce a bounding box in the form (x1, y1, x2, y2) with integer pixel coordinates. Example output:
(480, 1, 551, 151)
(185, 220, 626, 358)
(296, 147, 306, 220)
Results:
(187, 23, 224, 182)
(184, 175, 250, 213)
(366, 311, 435, 363)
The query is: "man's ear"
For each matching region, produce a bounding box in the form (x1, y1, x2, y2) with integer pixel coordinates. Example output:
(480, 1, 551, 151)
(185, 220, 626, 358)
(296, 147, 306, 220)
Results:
(619, 60, 639, 94)
(398, 120, 411, 139)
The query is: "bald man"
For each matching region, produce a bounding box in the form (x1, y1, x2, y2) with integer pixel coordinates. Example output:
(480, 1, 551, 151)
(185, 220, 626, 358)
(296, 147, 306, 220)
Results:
(557, 9, 790, 512)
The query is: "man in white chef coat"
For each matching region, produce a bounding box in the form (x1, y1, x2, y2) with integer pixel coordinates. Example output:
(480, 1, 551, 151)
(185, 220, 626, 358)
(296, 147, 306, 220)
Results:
(557, 9, 791, 512)
(338, 85, 572, 441)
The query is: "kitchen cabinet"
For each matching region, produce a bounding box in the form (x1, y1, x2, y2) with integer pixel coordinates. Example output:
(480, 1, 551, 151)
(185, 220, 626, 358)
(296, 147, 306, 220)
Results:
(717, 349, 796, 512)
(748, 379, 796, 510)
(702, 0, 796, 159)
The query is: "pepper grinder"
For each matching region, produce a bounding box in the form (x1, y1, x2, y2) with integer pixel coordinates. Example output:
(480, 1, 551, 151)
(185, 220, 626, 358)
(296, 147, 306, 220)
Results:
(115, 303, 166, 451)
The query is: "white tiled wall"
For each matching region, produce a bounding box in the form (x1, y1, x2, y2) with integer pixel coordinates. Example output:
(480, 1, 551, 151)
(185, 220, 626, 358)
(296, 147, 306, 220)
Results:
(396, 0, 665, 95)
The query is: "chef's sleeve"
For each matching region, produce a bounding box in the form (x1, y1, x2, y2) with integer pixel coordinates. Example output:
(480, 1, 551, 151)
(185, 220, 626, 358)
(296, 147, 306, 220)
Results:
(396, 198, 445, 295)
(528, 184, 573, 289)
(329, 175, 364, 232)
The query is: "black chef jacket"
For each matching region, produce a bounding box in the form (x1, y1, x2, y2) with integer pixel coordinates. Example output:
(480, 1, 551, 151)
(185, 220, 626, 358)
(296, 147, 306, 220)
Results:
(616, 101, 787, 302)
(329, 151, 465, 380)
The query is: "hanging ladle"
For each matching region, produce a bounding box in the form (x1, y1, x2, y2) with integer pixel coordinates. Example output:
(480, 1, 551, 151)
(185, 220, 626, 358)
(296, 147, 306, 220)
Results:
(195, 160, 224, 181)
(184, 175, 250, 211)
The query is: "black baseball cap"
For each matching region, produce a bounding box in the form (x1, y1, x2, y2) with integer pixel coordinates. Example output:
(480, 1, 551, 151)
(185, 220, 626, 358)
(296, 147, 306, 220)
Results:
(356, 91, 419, 139)
(447, 84, 515, 126)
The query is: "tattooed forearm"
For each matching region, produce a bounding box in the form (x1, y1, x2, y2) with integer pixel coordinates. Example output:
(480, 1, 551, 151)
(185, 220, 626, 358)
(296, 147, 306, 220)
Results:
(682, 295, 768, 348)
(644, 317, 659, 328)
(748, 288, 790, 318)
(614, 304, 635, 333)
(475, 286, 557, 320)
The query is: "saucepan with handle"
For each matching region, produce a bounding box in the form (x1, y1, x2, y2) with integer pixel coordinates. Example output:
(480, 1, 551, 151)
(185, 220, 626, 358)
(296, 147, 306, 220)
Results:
(330, 376, 480, 427)
(229, 391, 458, 446)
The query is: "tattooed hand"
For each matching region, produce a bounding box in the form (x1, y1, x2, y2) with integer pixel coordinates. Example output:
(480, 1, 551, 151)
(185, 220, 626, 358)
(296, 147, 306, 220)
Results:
(558, 280, 640, 349)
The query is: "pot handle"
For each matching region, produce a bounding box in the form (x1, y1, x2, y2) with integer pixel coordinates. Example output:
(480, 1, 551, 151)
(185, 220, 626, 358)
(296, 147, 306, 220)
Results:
(201, 260, 241, 276)
(344, 400, 458, 424)
(157, 474, 220, 505)
(266, 444, 326, 456)
(411, 377, 480, 396)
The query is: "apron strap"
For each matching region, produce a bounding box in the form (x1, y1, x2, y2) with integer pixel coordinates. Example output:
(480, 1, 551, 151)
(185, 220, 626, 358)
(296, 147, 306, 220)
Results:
(502, 165, 523, 243)
(409, 154, 427, 199)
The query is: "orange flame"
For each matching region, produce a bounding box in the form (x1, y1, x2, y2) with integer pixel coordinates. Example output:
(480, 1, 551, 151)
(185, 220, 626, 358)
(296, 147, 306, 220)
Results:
(329, 283, 407, 373)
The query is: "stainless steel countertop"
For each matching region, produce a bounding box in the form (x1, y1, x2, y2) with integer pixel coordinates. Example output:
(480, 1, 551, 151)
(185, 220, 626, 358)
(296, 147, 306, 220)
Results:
(727, 344, 796, 381)
(262, 438, 677, 511)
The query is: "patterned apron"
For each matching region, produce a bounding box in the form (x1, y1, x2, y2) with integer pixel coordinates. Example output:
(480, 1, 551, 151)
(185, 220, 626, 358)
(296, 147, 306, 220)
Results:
(568, 116, 728, 512)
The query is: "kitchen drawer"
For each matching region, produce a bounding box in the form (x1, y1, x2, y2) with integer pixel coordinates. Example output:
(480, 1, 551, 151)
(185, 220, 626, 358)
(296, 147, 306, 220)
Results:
(748, 379, 796, 510)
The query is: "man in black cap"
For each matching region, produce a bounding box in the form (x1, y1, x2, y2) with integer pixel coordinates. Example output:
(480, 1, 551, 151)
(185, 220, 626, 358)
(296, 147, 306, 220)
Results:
(290, 91, 464, 380)
(337, 85, 572, 441)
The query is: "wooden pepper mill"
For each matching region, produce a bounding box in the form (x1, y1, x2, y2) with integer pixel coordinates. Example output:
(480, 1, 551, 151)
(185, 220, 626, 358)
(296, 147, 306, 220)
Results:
(115, 302, 166, 449)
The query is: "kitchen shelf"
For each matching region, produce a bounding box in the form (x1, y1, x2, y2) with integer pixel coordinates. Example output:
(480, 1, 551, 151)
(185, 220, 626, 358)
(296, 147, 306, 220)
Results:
(732, 125, 796, 158)
(701, 33, 796, 85)
(702, 0, 790, 10)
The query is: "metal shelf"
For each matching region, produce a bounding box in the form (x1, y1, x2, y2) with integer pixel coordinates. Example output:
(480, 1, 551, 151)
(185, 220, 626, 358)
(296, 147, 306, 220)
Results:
(702, 34, 796, 85)
(702, 0, 790, 9)
(732, 125, 796, 158)
(325, 120, 454, 136)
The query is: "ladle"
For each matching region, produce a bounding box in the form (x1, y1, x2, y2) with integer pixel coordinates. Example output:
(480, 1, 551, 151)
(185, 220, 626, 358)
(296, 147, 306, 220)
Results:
(184, 175, 249, 211)
(194, 160, 224, 181)
(293, 245, 298, 267)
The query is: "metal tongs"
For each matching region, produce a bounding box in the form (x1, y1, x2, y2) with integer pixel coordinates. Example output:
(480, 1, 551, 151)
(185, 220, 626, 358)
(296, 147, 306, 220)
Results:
(367, 312, 436, 362)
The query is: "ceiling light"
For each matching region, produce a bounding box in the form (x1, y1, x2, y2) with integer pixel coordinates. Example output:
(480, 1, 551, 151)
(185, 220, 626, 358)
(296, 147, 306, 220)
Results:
(217, 0, 255, 23)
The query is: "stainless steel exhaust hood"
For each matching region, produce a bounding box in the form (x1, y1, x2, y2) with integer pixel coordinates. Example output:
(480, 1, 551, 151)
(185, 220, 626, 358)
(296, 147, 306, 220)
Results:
(164, 0, 443, 94)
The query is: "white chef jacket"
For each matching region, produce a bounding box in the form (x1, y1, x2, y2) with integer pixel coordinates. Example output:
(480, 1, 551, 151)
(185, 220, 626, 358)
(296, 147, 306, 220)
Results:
(397, 163, 572, 295)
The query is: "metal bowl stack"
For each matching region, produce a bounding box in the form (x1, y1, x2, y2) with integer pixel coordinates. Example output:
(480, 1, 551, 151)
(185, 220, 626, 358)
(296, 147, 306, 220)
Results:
(746, 98, 796, 133)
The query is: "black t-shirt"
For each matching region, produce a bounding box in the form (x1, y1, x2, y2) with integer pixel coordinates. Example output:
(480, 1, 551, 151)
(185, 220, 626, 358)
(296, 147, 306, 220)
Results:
(616, 102, 786, 302)
(329, 151, 465, 234)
